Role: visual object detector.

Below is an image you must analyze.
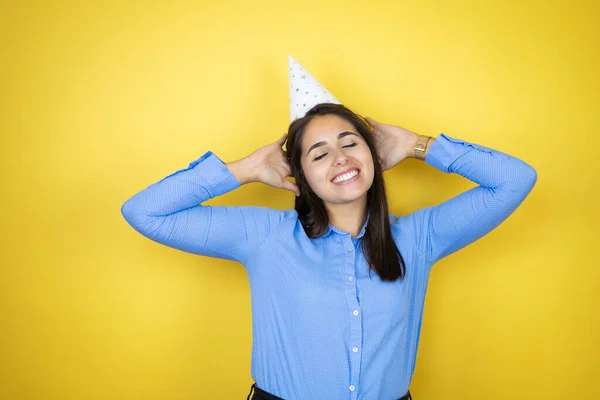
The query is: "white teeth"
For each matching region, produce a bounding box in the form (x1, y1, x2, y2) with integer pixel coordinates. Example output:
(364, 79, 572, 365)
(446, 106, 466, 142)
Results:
(332, 169, 359, 183)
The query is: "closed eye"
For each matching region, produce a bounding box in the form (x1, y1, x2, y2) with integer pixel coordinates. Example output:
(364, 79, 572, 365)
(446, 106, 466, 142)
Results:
(313, 143, 357, 161)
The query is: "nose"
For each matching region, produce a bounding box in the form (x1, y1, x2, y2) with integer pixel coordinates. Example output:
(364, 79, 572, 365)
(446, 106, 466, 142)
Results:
(333, 149, 348, 165)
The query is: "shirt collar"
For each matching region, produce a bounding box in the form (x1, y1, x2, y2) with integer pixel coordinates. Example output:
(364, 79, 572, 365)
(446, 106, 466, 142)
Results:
(324, 209, 370, 239)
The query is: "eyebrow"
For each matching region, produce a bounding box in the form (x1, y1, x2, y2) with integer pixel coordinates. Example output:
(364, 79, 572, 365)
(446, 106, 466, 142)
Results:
(306, 131, 360, 157)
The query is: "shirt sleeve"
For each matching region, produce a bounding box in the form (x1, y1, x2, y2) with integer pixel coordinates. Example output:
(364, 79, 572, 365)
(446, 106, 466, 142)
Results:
(403, 133, 538, 266)
(120, 151, 293, 264)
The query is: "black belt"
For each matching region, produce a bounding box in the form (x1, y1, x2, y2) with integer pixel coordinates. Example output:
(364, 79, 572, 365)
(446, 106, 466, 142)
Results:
(247, 382, 412, 400)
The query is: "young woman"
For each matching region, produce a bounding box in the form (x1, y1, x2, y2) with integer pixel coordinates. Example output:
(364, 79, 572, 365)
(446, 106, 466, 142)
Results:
(121, 103, 537, 400)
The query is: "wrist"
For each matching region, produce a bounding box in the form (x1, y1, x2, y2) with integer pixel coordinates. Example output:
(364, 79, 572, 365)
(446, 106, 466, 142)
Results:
(406, 133, 420, 159)
(225, 157, 259, 185)
(412, 134, 434, 160)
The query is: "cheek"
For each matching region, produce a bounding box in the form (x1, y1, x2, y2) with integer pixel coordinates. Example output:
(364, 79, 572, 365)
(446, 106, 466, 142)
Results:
(299, 163, 315, 186)
(361, 153, 375, 171)
(303, 165, 329, 189)
(361, 150, 374, 164)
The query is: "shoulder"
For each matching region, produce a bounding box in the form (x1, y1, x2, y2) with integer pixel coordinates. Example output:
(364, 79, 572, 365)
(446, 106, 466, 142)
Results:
(388, 212, 404, 232)
(249, 208, 303, 256)
(260, 207, 300, 230)
(278, 208, 299, 223)
(388, 211, 423, 239)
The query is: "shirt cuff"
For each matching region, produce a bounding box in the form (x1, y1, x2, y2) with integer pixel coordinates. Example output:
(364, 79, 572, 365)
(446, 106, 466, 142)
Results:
(160, 151, 241, 196)
(424, 133, 474, 173)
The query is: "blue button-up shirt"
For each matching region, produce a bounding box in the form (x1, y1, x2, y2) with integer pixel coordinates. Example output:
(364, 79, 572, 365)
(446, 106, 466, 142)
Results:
(121, 133, 537, 400)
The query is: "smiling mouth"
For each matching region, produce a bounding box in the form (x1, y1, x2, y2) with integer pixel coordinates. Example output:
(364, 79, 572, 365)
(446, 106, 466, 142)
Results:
(331, 169, 360, 184)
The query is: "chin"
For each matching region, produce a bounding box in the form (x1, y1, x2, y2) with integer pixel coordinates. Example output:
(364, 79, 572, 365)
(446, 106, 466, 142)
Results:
(328, 189, 369, 204)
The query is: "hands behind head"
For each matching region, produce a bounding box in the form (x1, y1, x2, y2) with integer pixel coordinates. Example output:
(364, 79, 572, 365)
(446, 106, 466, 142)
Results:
(246, 116, 418, 196)
(247, 133, 300, 197)
(365, 117, 419, 171)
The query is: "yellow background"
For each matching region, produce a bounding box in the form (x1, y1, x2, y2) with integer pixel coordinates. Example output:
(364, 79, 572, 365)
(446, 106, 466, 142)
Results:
(1, 0, 598, 399)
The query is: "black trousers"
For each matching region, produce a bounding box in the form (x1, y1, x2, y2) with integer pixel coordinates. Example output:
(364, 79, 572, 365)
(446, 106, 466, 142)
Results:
(246, 382, 412, 400)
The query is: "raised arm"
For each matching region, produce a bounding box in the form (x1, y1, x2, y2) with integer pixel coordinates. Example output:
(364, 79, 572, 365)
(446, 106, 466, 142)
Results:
(365, 117, 537, 266)
(405, 133, 537, 265)
(120, 134, 299, 264)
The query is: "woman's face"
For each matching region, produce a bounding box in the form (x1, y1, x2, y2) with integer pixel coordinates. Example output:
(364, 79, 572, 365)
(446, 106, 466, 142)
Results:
(300, 114, 374, 206)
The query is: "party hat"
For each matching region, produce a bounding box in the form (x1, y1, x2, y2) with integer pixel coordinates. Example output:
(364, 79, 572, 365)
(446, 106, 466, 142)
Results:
(288, 55, 341, 122)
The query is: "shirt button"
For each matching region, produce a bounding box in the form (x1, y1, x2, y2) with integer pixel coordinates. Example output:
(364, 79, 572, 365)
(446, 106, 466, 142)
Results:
(348, 276, 354, 281)
(352, 347, 358, 352)
(353, 310, 359, 316)
(347, 248, 353, 253)
(349, 385, 355, 391)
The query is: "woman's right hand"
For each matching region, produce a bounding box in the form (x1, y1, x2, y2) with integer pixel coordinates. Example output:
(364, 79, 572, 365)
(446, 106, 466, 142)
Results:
(235, 133, 300, 197)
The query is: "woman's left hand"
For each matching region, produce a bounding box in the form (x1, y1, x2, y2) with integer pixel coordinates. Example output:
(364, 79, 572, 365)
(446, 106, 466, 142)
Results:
(365, 117, 419, 171)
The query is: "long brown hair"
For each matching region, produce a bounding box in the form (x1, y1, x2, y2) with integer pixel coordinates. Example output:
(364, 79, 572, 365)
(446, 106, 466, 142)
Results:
(285, 103, 406, 282)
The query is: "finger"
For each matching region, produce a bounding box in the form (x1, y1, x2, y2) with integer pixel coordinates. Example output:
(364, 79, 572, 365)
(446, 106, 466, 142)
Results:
(277, 133, 288, 145)
(281, 179, 300, 197)
(275, 158, 292, 175)
(365, 117, 379, 127)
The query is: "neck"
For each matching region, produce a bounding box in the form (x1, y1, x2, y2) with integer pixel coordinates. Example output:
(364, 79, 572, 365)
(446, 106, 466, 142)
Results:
(325, 194, 368, 238)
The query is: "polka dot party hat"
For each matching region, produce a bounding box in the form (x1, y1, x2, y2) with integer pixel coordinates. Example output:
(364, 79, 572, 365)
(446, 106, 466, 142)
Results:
(289, 55, 341, 122)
